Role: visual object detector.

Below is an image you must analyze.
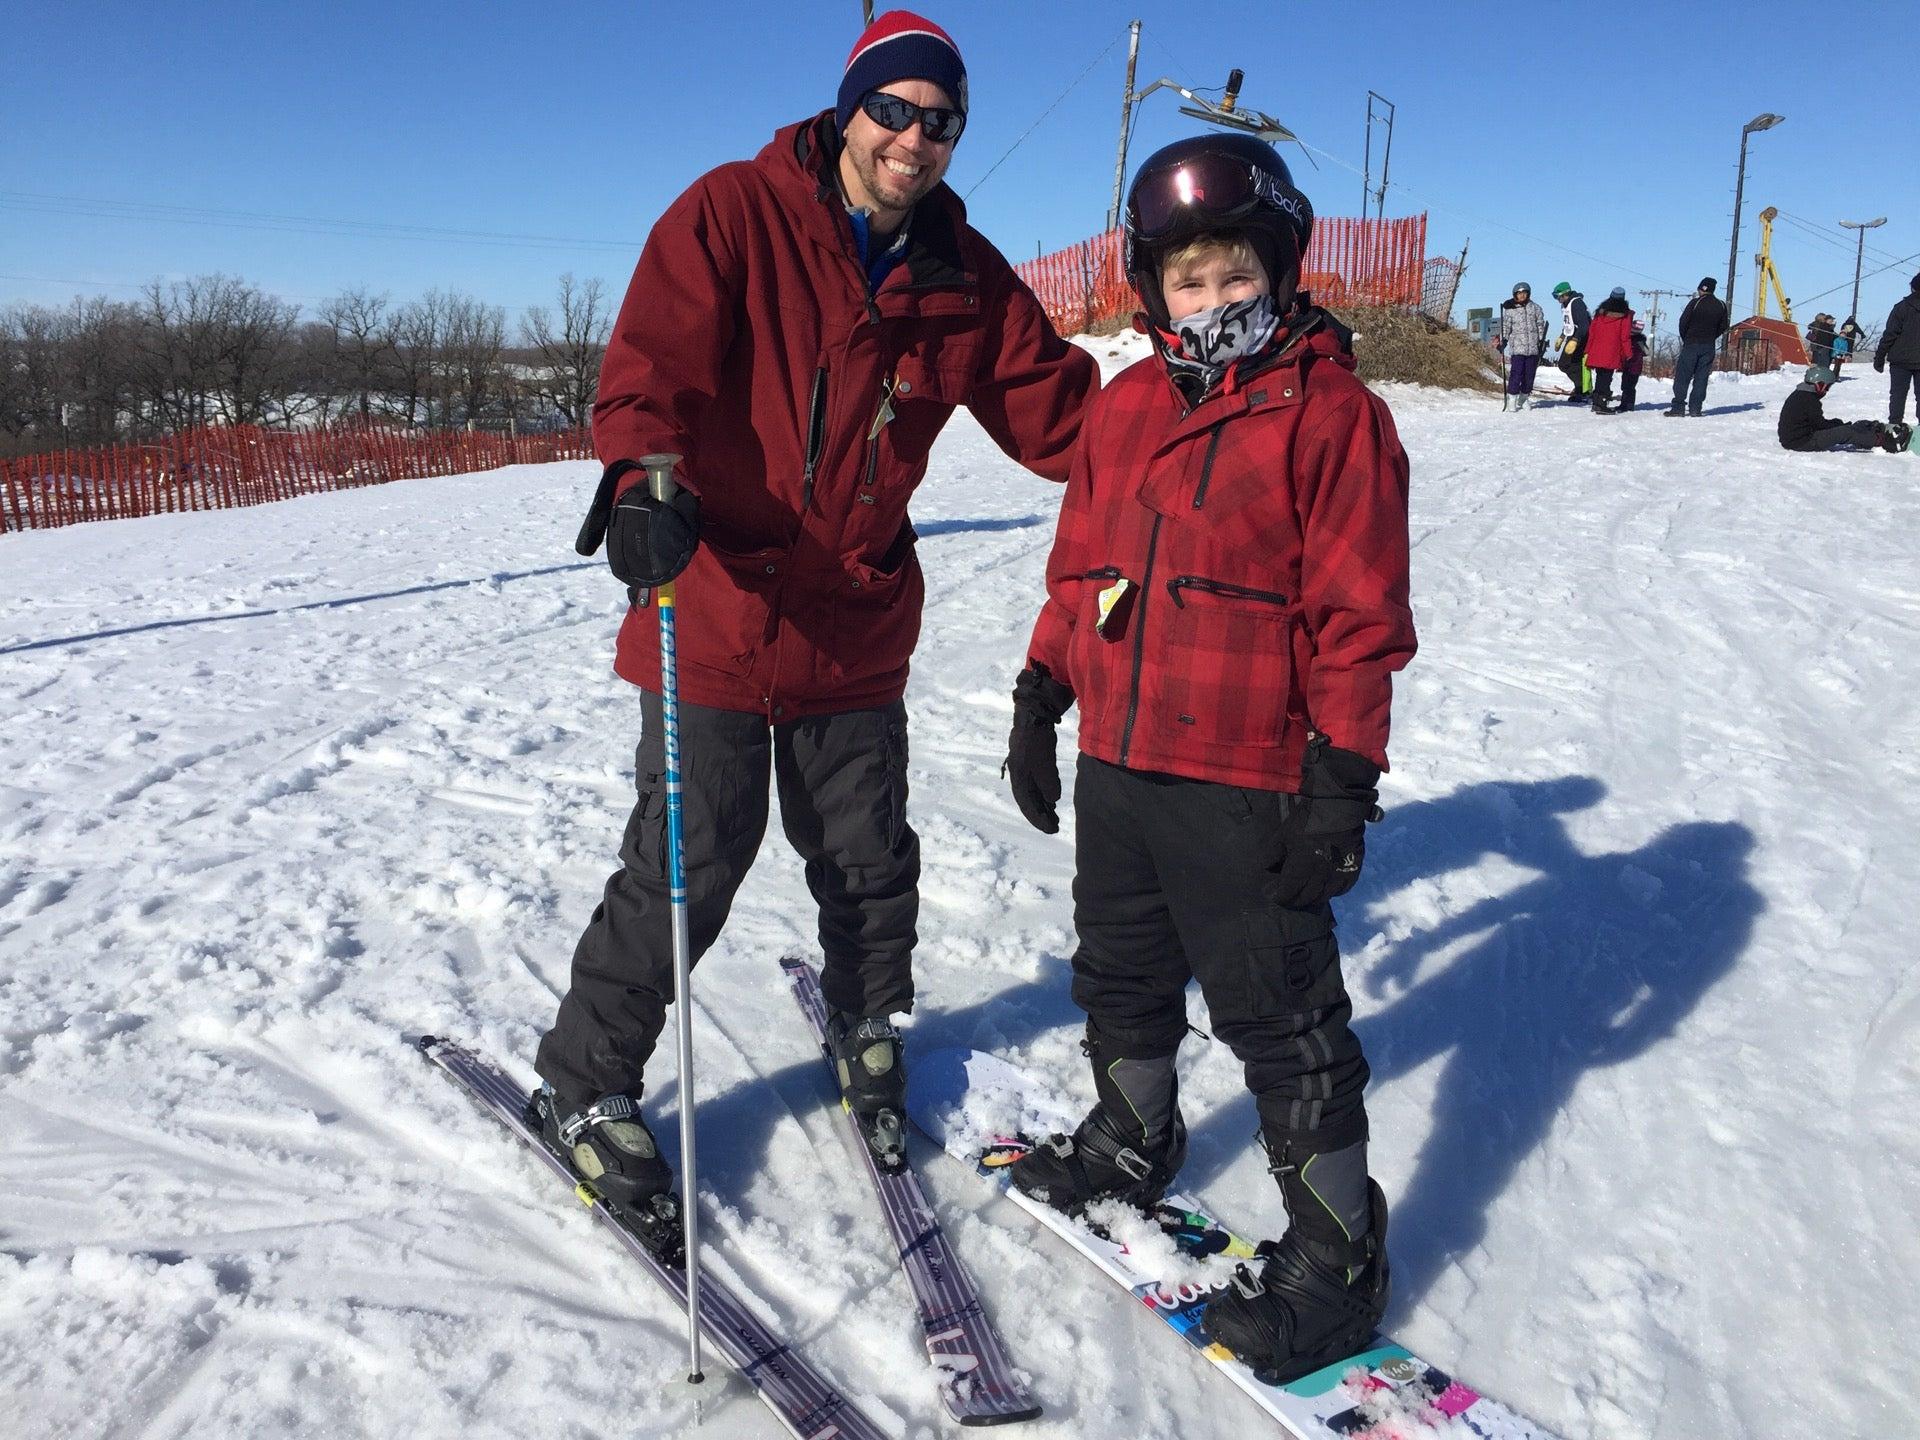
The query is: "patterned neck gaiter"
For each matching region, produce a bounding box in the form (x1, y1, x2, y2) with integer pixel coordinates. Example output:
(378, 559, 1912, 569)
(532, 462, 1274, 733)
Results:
(1160, 294, 1281, 396)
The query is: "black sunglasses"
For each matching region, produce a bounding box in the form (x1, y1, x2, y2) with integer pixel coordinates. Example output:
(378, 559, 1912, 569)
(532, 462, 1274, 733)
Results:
(861, 92, 965, 145)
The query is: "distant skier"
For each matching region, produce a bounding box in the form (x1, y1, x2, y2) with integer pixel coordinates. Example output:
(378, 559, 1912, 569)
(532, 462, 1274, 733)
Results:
(1495, 281, 1548, 408)
(1620, 319, 1647, 411)
(1805, 312, 1836, 370)
(1873, 272, 1920, 426)
(1778, 366, 1910, 452)
(1666, 276, 1729, 417)
(1550, 281, 1591, 399)
(533, 8, 1097, 1229)
(1834, 315, 1862, 374)
(1000, 134, 1415, 1384)
(1585, 288, 1635, 413)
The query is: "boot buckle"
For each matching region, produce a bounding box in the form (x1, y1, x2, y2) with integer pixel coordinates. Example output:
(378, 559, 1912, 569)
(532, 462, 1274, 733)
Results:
(1229, 1262, 1266, 1300)
(1114, 1146, 1153, 1182)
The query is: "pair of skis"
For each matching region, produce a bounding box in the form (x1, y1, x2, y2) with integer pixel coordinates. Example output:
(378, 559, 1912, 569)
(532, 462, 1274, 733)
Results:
(421, 959, 1562, 1438)
(415, 955, 1037, 1436)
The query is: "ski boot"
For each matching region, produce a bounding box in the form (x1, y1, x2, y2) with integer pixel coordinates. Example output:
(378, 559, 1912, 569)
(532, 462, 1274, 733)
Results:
(529, 1085, 683, 1263)
(1205, 1138, 1389, 1385)
(1009, 1026, 1187, 1217)
(826, 1012, 908, 1172)
(1882, 421, 1913, 453)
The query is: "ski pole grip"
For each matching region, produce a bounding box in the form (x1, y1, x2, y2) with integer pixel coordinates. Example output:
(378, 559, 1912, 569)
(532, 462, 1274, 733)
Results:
(641, 452, 682, 505)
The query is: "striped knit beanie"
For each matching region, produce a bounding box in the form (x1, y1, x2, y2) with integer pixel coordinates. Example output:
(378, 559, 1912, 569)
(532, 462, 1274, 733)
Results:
(835, 11, 968, 139)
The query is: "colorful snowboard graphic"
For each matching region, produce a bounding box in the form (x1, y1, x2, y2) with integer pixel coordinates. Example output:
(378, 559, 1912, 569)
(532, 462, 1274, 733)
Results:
(911, 1047, 1563, 1439)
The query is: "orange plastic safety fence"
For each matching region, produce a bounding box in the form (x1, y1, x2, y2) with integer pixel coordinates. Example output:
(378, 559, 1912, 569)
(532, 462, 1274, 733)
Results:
(1014, 215, 1434, 337)
(0, 424, 594, 533)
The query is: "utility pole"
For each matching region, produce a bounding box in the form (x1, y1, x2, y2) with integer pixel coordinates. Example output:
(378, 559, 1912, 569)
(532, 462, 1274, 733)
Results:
(1839, 216, 1888, 323)
(1725, 112, 1784, 331)
(1106, 20, 1143, 234)
(1362, 92, 1396, 223)
(1638, 287, 1687, 358)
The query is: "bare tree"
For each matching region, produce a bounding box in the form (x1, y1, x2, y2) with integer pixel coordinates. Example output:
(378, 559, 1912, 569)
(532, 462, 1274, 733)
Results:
(441, 292, 508, 426)
(520, 273, 609, 426)
(389, 292, 448, 426)
(319, 288, 396, 421)
(62, 296, 144, 443)
(0, 304, 63, 445)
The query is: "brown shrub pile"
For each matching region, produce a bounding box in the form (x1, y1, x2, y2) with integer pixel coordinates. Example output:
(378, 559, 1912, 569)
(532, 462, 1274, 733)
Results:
(1332, 306, 1502, 393)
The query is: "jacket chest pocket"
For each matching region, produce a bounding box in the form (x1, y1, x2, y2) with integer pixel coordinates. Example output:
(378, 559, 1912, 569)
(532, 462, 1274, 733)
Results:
(1158, 577, 1299, 747)
(870, 352, 970, 480)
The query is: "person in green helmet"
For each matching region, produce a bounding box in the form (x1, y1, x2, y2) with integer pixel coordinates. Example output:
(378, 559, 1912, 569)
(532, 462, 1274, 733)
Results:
(1549, 281, 1590, 400)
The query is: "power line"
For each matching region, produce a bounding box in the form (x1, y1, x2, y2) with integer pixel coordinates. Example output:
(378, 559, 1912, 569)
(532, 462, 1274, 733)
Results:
(1776, 208, 1903, 265)
(0, 191, 644, 254)
(1792, 248, 1920, 310)
(965, 28, 1127, 200)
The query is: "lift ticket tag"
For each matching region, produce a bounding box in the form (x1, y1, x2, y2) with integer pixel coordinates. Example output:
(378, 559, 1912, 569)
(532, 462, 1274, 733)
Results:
(1095, 577, 1135, 637)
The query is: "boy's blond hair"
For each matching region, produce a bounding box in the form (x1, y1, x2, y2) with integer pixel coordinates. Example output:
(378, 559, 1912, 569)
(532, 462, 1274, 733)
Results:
(1157, 228, 1266, 283)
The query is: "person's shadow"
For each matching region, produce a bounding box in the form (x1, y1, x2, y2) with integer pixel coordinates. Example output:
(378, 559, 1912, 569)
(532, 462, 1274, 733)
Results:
(1343, 778, 1758, 1309)
(666, 774, 1761, 1323)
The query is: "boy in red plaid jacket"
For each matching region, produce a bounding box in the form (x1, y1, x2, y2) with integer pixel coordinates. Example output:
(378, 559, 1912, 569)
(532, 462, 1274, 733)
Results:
(1000, 134, 1416, 1384)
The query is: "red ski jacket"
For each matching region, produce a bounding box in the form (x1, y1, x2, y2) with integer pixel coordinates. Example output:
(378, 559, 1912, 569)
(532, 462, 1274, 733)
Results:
(1026, 314, 1415, 789)
(1585, 307, 1634, 370)
(594, 113, 1098, 718)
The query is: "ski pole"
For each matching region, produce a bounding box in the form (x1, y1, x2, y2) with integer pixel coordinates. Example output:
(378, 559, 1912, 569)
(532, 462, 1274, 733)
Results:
(641, 451, 704, 1386)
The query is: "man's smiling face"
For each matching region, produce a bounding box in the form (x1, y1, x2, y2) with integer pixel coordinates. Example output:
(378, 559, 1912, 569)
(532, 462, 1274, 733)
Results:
(837, 79, 955, 228)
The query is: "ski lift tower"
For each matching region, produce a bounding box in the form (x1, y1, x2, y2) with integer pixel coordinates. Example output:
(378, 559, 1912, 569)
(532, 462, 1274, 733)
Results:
(1106, 51, 1301, 231)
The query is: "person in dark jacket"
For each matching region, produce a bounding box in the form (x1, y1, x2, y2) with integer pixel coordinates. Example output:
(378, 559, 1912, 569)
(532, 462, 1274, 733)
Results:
(1550, 281, 1591, 399)
(533, 10, 1100, 1214)
(1666, 276, 1730, 417)
(1621, 320, 1647, 411)
(1585, 288, 1634, 413)
(1806, 313, 1835, 369)
(1874, 273, 1920, 425)
(1001, 134, 1415, 1385)
(1834, 316, 1862, 373)
(1778, 367, 1909, 452)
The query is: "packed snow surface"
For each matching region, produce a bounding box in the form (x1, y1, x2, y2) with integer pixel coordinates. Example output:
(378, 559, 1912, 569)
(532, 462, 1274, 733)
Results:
(2, 338, 1916, 1440)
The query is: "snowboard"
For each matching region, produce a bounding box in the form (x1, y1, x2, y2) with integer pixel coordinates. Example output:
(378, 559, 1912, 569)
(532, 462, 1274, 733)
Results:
(910, 1047, 1562, 1439)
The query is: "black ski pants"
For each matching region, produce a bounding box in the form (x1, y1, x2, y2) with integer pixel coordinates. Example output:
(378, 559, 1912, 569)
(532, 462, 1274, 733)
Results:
(1067, 755, 1371, 1154)
(1787, 420, 1885, 453)
(1891, 364, 1916, 425)
(536, 691, 918, 1108)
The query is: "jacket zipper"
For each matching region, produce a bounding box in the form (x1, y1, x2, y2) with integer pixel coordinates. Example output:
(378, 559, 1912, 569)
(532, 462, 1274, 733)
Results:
(1190, 423, 1227, 509)
(1117, 515, 1164, 767)
(1166, 576, 1289, 609)
(801, 364, 829, 512)
(1084, 565, 1123, 580)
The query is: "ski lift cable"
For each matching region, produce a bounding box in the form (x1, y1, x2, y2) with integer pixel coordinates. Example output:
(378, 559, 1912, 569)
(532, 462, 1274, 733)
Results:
(964, 28, 1128, 200)
(1774, 208, 1904, 266)
(1792, 248, 1920, 310)
(1292, 141, 1668, 286)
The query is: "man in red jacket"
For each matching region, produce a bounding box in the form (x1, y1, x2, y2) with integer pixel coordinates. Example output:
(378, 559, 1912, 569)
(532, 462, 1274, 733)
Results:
(1000, 134, 1415, 1384)
(533, 10, 1097, 1220)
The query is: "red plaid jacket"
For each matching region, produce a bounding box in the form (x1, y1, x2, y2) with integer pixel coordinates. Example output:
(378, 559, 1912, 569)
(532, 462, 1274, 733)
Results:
(1026, 314, 1415, 790)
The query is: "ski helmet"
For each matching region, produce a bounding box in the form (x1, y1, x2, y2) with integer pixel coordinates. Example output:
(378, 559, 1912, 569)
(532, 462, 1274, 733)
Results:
(1513, 282, 1532, 297)
(1804, 364, 1836, 387)
(1123, 133, 1314, 328)
(1552, 282, 1573, 299)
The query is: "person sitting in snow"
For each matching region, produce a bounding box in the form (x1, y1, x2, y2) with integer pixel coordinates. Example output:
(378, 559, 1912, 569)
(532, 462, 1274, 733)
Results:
(1777, 366, 1910, 453)
(1585, 288, 1635, 413)
(1000, 133, 1416, 1385)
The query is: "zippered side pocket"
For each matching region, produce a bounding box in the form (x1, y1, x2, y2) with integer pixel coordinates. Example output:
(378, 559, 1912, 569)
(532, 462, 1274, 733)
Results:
(1166, 575, 1290, 609)
(801, 363, 828, 511)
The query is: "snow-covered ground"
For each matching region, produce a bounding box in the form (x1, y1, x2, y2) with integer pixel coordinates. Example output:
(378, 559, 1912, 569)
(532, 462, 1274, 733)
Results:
(2, 339, 1915, 1440)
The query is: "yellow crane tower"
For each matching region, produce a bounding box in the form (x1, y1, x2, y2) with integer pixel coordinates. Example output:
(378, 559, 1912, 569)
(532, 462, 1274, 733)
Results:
(1753, 207, 1793, 322)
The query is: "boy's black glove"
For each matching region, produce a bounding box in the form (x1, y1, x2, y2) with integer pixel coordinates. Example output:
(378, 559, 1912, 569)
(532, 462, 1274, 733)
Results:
(608, 479, 701, 588)
(1005, 664, 1075, 834)
(1273, 734, 1384, 909)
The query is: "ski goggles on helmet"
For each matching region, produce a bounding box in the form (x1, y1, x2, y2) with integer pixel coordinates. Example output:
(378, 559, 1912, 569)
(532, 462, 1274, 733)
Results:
(861, 92, 966, 145)
(1129, 152, 1304, 245)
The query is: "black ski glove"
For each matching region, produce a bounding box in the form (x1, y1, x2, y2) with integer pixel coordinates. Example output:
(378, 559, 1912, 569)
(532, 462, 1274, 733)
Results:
(607, 470, 701, 589)
(1272, 734, 1384, 909)
(1005, 664, 1075, 834)
(1873, 355, 1887, 374)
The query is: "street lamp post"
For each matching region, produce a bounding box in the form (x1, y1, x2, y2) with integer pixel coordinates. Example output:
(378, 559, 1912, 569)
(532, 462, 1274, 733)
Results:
(1725, 112, 1784, 335)
(1839, 217, 1888, 323)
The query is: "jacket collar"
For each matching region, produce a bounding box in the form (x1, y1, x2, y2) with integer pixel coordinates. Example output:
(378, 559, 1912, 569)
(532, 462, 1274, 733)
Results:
(763, 112, 976, 304)
(1152, 307, 1352, 450)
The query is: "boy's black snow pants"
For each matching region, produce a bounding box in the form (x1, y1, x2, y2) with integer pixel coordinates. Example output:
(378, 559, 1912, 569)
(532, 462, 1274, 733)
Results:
(536, 690, 918, 1108)
(1068, 755, 1371, 1155)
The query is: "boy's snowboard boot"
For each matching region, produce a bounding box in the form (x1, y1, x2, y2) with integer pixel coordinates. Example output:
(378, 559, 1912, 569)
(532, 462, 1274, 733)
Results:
(1205, 1137, 1389, 1385)
(1882, 421, 1914, 453)
(1010, 1025, 1188, 1216)
(530, 1085, 682, 1262)
(826, 1012, 908, 1171)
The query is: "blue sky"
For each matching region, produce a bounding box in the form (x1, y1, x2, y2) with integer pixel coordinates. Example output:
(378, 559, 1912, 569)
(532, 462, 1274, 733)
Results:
(6, 1, 1913, 340)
